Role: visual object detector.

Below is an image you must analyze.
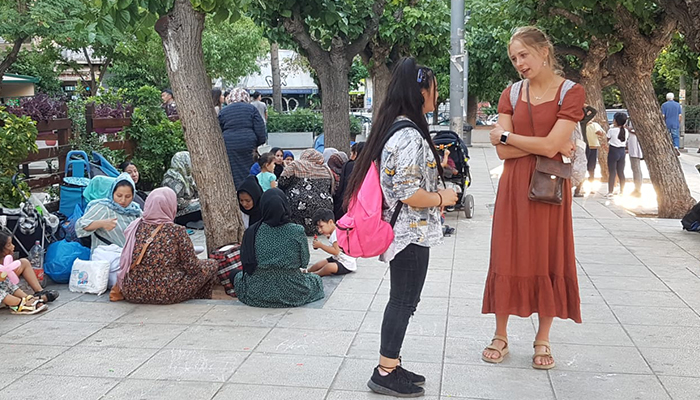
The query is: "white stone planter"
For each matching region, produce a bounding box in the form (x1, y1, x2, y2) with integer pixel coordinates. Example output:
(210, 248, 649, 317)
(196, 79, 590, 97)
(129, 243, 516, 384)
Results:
(268, 131, 314, 149)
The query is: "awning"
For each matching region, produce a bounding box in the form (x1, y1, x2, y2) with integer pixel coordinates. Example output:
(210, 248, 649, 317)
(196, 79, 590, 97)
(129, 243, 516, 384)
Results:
(2, 73, 40, 83)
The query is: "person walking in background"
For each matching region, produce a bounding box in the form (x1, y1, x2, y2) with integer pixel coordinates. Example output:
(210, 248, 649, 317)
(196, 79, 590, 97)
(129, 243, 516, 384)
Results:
(661, 92, 682, 156)
(606, 112, 629, 198)
(219, 88, 267, 189)
(583, 118, 605, 191)
(250, 91, 268, 123)
(574, 105, 599, 197)
(343, 57, 457, 397)
(627, 121, 644, 197)
(483, 26, 583, 371)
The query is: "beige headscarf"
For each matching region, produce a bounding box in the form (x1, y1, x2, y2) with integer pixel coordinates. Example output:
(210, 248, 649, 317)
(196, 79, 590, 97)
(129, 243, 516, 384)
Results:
(226, 88, 250, 104)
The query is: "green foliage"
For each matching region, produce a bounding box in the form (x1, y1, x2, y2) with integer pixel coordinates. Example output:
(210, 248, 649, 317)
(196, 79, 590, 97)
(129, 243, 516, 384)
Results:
(267, 108, 362, 139)
(106, 16, 266, 90)
(0, 106, 38, 207)
(67, 93, 125, 165)
(7, 48, 64, 95)
(653, 33, 700, 103)
(686, 105, 700, 133)
(124, 86, 186, 189)
(202, 16, 268, 85)
(349, 58, 369, 92)
(267, 109, 324, 135)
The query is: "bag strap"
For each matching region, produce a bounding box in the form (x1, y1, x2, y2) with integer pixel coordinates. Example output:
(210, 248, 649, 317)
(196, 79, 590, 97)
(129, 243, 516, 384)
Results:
(510, 80, 524, 112)
(131, 224, 164, 268)
(379, 119, 420, 225)
(95, 232, 114, 246)
(526, 81, 536, 135)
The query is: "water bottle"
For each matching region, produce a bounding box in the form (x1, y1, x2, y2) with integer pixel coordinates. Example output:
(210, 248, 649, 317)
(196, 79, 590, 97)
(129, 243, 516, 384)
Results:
(28, 241, 46, 288)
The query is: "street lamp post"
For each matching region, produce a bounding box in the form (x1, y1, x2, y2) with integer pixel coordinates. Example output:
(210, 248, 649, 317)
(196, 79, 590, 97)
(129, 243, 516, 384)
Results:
(450, 0, 464, 136)
(463, 10, 471, 146)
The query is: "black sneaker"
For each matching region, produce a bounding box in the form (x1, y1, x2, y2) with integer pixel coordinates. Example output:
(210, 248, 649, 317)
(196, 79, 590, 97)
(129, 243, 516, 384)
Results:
(367, 367, 425, 397)
(396, 365, 426, 386)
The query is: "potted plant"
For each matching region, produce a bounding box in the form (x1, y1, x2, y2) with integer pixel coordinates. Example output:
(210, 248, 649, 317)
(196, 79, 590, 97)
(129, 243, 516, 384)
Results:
(7, 94, 67, 146)
(93, 102, 132, 134)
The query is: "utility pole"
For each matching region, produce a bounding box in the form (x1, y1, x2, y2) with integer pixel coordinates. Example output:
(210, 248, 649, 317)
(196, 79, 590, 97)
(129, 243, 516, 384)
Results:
(680, 75, 686, 151)
(463, 10, 471, 146)
(270, 43, 283, 113)
(450, 0, 464, 135)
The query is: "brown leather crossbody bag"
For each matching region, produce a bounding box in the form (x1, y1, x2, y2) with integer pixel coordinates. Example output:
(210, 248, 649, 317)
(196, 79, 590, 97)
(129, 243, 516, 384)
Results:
(525, 82, 571, 205)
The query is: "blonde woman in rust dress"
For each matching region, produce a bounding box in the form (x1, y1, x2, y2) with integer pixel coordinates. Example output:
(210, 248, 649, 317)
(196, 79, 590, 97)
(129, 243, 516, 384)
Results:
(481, 26, 583, 370)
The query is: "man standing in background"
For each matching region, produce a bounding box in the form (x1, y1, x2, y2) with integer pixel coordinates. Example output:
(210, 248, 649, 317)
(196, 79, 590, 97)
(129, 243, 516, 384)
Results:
(661, 92, 682, 156)
(251, 91, 268, 124)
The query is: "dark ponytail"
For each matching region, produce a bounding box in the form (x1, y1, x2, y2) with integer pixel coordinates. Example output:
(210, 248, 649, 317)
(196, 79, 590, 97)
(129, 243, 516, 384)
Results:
(344, 57, 443, 208)
(614, 112, 628, 142)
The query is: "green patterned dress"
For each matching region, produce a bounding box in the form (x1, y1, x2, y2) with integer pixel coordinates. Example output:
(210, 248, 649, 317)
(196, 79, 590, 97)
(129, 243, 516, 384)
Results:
(234, 223, 324, 308)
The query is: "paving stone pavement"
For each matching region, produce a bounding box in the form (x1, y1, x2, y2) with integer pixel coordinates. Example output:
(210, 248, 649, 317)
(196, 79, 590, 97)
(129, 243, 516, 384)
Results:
(1, 146, 699, 399)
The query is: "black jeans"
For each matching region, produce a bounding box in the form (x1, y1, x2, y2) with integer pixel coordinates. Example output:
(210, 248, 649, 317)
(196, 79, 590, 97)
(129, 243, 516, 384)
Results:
(607, 146, 626, 194)
(585, 146, 598, 181)
(380, 244, 430, 359)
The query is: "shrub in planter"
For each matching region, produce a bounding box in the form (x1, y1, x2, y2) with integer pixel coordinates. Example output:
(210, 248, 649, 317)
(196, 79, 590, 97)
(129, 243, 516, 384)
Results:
(0, 106, 38, 207)
(686, 105, 700, 134)
(268, 109, 361, 139)
(6, 93, 66, 123)
(125, 86, 186, 189)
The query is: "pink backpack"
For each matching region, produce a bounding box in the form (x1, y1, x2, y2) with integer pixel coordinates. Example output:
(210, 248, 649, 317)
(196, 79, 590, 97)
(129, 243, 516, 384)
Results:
(337, 120, 416, 258)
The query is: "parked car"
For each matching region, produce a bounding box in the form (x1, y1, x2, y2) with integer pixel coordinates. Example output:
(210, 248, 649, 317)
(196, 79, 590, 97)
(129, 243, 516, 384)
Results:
(606, 108, 629, 126)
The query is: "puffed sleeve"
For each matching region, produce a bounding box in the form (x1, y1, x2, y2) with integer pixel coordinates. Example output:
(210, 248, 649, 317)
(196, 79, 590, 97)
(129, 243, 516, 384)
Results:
(557, 84, 585, 122)
(497, 86, 514, 116)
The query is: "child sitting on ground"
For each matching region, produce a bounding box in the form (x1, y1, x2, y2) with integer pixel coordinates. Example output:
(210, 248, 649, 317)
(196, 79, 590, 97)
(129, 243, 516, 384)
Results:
(306, 209, 356, 276)
(0, 232, 59, 311)
(256, 152, 278, 191)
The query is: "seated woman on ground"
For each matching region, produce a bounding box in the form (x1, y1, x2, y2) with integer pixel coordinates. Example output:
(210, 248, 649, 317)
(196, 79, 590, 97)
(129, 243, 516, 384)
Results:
(235, 189, 324, 308)
(76, 173, 142, 253)
(238, 175, 263, 229)
(119, 161, 148, 208)
(0, 231, 59, 309)
(278, 149, 334, 235)
(256, 152, 278, 192)
(117, 187, 218, 304)
(270, 147, 286, 178)
(161, 151, 203, 228)
(283, 150, 294, 164)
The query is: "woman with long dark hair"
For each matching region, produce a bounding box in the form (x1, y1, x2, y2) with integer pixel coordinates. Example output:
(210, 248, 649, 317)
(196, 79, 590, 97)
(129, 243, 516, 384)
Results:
(606, 112, 628, 197)
(345, 57, 457, 397)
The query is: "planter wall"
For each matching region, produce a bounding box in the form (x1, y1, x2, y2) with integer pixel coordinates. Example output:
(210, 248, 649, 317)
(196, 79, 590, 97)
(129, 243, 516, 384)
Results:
(268, 131, 314, 149)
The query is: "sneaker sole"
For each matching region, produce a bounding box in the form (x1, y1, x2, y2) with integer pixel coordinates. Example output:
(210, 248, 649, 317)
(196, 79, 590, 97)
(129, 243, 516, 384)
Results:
(367, 379, 425, 398)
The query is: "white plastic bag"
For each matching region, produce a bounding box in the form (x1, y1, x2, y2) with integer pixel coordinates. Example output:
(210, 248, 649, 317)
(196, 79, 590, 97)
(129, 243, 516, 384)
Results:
(69, 259, 110, 295)
(92, 244, 123, 288)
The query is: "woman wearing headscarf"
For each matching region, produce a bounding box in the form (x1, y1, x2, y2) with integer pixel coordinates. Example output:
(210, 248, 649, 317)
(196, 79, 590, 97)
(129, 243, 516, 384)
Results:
(270, 147, 286, 178)
(117, 188, 218, 304)
(76, 173, 142, 253)
(278, 149, 334, 235)
(328, 152, 349, 220)
(323, 147, 338, 164)
(283, 150, 295, 163)
(234, 189, 324, 308)
(161, 151, 202, 227)
(237, 175, 263, 229)
(82, 176, 116, 204)
(218, 87, 267, 188)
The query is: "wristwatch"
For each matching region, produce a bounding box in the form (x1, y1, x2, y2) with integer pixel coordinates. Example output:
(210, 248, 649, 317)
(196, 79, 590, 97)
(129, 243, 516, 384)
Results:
(500, 131, 511, 145)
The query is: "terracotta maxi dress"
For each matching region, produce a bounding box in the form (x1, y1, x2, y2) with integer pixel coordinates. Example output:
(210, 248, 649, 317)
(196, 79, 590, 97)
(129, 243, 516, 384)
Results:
(481, 82, 584, 323)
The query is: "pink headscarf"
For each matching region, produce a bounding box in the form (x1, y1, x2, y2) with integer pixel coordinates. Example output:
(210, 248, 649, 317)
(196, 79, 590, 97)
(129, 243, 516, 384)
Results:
(117, 187, 178, 287)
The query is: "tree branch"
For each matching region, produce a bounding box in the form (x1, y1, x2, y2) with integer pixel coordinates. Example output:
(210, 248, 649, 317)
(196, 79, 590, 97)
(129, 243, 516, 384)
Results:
(660, 0, 700, 52)
(346, 0, 389, 61)
(0, 37, 26, 78)
(548, 7, 584, 25)
(649, 12, 677, 48)
(282, 7, 329, 66)
(554, 44, 587, 61)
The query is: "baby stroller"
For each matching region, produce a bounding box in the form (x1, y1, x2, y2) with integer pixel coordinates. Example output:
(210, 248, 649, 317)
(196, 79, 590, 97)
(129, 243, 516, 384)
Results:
(432, 130, 475, 218)
(0, 174, 61, 258)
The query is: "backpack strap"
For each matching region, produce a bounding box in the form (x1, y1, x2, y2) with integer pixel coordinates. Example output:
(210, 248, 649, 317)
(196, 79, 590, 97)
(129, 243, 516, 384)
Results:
(558, 79, 576, 106)
(381, 120, 419, 228)
(509, 80, 525, 112)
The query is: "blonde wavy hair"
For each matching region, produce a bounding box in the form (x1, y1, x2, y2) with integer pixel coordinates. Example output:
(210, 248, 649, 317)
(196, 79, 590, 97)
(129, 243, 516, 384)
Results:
(508, 26, 562, 76)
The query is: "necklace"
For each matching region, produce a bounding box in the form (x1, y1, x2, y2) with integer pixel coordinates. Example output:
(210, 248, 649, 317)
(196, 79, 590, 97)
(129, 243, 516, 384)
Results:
(531, 79, 555, 100)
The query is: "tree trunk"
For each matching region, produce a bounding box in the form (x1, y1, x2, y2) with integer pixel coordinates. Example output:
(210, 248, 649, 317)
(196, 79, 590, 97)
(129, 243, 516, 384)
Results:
(0, 37, 25, 81)
(270, 42, 283, 112)
(579, 75, 610, 181)
(467, 94, 477, 127)
(692, 77, 699, 106)
(613, 64, 696, 217)
(155, 0, 244, 249)
(369, 62, 391, 121)
(315, 54, 351, 153)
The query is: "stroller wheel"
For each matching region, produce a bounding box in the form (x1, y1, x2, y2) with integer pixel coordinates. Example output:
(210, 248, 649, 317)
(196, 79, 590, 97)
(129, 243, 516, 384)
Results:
(464, 194, 475, 219)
